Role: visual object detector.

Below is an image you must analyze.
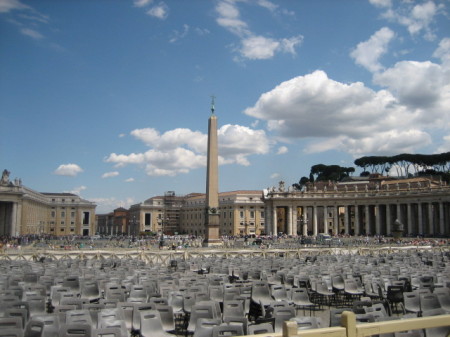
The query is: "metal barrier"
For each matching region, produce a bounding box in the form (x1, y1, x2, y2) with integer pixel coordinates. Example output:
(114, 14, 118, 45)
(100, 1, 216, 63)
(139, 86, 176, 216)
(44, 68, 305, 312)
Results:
(0, 245, 448, 263)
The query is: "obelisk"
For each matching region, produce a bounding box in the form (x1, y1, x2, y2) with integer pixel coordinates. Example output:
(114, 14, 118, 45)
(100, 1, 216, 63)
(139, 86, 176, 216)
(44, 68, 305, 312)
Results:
(203, 97, 221, 246)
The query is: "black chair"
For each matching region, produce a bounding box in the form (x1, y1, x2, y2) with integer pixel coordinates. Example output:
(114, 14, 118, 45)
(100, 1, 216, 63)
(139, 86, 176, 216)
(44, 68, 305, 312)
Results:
(386, 285, 404, 315)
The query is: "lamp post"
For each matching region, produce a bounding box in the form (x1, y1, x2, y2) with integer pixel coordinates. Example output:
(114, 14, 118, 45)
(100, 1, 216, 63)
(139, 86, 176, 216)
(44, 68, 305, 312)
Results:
(300, 217, 309, 236)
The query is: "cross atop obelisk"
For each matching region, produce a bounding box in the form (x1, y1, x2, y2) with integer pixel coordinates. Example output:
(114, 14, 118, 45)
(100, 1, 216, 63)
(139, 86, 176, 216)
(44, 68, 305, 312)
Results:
(203, 96, 221, 246)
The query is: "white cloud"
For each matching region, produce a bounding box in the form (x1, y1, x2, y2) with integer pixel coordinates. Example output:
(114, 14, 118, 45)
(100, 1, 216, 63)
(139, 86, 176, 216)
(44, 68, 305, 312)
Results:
(244, 68, 449, 157)
(350, 27, 394, 73)
(170, 24, 189, 43)
(0, 0, 29, 13)
(125, 178, 135, 183)
(373, 60, 450, 116)
(437, 135, 450, 153)
(133, 0, 153, 8)
(239, 35, 303, 60)
(374, 0, 444, 41)
(102, 171, 119, 178)
(215, 0, 302, 61)
(106, 124, 270, 176)
(20, 27, 44, 39)
(240, 36, 280, 60)
(433, 38, 450, 65)
(146, 2, 168, 20)
(91, 197, 135, 214)
(277, 146, 288, 155)
(270, 173, 280, 179)
(369, 0, 392, 8)
(54, 164, 84, 177)
(118, 133, 126, 138)
(66, 185, 87, 196)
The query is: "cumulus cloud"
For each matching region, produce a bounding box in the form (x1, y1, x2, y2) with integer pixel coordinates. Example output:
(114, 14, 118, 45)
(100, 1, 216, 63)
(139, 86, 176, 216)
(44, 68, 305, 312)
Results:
(105, 125, 270, 176)
(270, 173, 280, 179)
(277, 146, 288, 155)
(146, 2, 168, 20)
(215, 0, 302, 61)
(244, 68, 449, 157)
(350, 27, 394, 73)
(373, 60, 450, 115)
(102, 171, 119, 178)
(54, 164, 84, 177)
(433, 38, 450, 65)
(372, 0, 444, 41)
(125, 178, 135, 183)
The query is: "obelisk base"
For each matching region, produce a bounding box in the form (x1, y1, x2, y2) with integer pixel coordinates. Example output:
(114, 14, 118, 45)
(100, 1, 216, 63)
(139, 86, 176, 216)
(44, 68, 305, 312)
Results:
(203, 224, 222, 247)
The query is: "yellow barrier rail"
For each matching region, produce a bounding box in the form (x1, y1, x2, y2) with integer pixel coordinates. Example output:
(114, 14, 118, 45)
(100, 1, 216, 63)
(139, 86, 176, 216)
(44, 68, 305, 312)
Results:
(278, 312, 450, 337)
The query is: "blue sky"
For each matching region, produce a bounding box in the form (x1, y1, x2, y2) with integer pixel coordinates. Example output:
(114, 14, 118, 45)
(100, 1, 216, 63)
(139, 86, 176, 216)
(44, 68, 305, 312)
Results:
(1, 0, 449, 213)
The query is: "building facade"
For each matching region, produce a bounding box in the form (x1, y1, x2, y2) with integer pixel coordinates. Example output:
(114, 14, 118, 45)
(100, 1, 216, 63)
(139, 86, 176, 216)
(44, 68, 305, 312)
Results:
(0, 170, 96, 236)
(180, 190, 265, 236)
(264, 177, 450, 237)
(127, 191, 186, 236)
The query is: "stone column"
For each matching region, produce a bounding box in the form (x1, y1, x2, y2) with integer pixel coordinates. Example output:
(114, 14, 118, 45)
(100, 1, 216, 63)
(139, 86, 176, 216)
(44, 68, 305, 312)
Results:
(272, 207, 277, 236)
(407, 203, 413, 236)
(287, 206, 293, 235)
(365, 205, 370, 235)
(334, 206, 339, 235)
(323, 206, 328, 234)
(386, 204, 391, 235)
(428, 203, 434, 236)
(344, 206, 349, 235)
(396, 203, 402, 224)
(418, 203, 423, 235)
(292, 206, 298, 236)
(439, 202, 445, 235)
(354, 205, 360, 236)
(302, 210, 308, 236)
(11, 202, 17, 236)
(375, 205, 381, 235)
(313, 206, 318, 236)
(266, 205, 273, 235)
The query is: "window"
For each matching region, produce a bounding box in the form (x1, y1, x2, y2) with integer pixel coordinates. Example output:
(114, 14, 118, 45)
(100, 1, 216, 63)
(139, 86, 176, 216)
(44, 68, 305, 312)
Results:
(145, 213, 151, 226)
(261, 211, 265, 218)
(250, 211, 255, 218)
(61, 221, 65, 225)
(240, 211, 244, 218)
(83, 212, 90, 225)
(60, 228, 65, 232)
(61, 211, 65, 217)
(51, 211, 55, 218)
(71, 212, 75, 218)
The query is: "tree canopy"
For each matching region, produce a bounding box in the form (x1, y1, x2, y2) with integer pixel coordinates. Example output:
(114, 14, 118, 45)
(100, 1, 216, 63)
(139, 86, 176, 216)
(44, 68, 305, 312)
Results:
(353, 152, 450, 177)
(292, 152, 450, 190)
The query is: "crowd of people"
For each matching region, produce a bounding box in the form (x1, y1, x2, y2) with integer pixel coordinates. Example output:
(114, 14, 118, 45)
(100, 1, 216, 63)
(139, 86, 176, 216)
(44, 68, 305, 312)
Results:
(0, 233, 448, 252)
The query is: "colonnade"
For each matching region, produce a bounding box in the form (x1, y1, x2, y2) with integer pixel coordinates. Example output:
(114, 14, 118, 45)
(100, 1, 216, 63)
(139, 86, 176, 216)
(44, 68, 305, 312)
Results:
(265, 191, 450, 237)
(0, 201, 20, 236)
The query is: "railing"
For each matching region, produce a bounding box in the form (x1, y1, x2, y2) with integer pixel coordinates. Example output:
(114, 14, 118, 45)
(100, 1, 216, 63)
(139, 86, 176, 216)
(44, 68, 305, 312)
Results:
(1, 245, 448, 263)
(252, 312, 450, 337)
